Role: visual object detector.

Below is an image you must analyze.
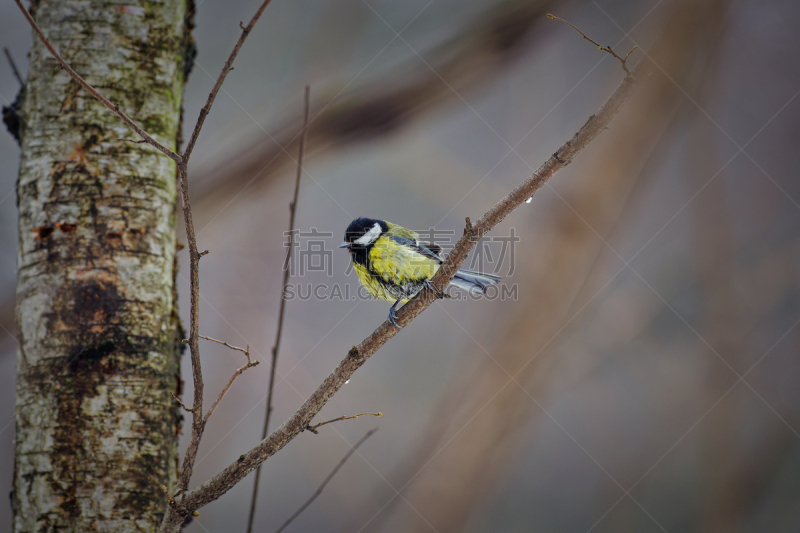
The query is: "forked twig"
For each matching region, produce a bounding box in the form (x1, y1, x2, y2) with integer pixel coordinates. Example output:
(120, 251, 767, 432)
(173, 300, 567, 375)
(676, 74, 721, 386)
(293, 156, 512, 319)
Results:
(274, 428, 379, 533)
(188, 335, 260, 422)
(547, 14, 638, 75)
(305, 413, 383, 435)
(204, 359, 260, 424)
(176, 331, 261, 421)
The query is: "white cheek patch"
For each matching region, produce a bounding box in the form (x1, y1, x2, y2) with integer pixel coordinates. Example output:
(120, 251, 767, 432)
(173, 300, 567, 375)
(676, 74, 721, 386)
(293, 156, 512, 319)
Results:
(354, 222, 382, 245)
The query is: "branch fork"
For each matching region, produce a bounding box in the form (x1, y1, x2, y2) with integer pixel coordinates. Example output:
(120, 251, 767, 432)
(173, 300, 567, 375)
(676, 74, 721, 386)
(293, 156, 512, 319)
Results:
(547, 14, 638, 74)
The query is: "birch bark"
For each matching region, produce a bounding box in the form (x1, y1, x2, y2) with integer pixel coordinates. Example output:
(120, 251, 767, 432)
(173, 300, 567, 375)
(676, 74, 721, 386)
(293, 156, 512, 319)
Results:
(13, 1, 188, 531)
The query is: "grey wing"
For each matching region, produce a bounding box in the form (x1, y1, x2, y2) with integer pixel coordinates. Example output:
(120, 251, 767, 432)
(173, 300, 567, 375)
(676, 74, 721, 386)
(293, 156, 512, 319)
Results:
(418, 240, 443, 260)
(391, 236, 444, 263)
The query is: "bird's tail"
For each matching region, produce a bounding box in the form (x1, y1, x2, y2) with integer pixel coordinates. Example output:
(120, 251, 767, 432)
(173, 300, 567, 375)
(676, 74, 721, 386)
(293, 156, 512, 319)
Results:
(449, 269, 502, 295)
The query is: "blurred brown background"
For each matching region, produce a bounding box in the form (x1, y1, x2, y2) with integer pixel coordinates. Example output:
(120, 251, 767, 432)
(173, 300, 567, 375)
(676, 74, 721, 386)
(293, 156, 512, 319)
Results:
(1, 0, 799, 531)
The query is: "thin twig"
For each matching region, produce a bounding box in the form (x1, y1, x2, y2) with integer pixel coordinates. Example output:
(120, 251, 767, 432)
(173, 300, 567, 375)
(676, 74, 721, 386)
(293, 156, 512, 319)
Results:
(270, 85, 310, 428)
(305, 413, 383, 435)
(179, 335, 260, 423)
(12, 0, 182, 162)
(4, 47, 24, 87)
(203, 359, 260, 424)
(171, 392, 194, 413)
(182, 0, 274, 162)
(246, 84, 311, 533)
(547, 14, 638, 75)
(274, 428, 379, 533)
(198, 335, 251, 357)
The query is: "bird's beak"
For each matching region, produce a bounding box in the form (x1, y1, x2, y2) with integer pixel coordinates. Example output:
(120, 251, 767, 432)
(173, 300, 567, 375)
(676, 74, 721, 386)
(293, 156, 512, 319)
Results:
(339, 242, 350, 249)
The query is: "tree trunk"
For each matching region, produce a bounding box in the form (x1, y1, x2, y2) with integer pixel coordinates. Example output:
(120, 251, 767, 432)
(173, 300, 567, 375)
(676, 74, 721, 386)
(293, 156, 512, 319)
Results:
(13, 1, 188, 531)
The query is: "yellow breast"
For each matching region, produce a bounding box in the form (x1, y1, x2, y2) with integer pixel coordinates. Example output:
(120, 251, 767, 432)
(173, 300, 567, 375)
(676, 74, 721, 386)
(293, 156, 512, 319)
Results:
(353, 237, 439, 303)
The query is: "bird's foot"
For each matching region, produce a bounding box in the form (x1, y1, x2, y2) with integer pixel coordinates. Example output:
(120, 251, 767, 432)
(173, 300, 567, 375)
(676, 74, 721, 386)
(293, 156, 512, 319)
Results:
(424, 279, 446, 298)
(388, 306, 401, 328)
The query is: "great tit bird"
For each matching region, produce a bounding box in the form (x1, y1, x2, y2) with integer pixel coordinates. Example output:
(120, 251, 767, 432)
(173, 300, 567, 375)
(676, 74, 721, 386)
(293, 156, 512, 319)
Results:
(340, 217, 501, 327)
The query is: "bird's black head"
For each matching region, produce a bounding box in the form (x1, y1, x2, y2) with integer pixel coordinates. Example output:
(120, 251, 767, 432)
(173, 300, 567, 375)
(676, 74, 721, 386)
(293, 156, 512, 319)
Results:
(342, 218, 388, 246)
(340, 218, 388, 263)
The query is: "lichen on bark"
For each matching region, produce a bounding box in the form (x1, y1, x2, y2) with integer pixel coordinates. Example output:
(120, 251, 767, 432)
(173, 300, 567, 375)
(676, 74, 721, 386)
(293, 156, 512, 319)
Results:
(13, 1, 189, 531)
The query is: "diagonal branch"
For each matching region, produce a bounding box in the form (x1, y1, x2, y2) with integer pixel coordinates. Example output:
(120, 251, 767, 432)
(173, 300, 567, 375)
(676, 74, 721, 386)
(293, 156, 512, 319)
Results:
(160, 41, 656, 530)
(547, 14, 638, 74)
(273, 428, 379, 533)
(188, 335, 260, 424)
(12, 0, 182, 163)
(182, 0, 274, 161)
(204, 359, 260, 424)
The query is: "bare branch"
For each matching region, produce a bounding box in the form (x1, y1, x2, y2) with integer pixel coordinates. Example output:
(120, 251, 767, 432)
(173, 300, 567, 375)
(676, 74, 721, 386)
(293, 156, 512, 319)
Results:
(274, 428, 379, 533)
(182, 0, 275, 161)
(622, 45, 639, 63)
(159, 43, 656, 530)
(12, 0, 182, 162)
(547, 14, 638, 75)
(3, 47, 24, 87)
(305, 413, 383, 435)
(246, 84, 311, 533)
(270, 85, 310, 426)
(171, 392, 194, 414)
(203, 359, 260, 424)
(176, 222, 207, 500)
(172, 0, 276, 504)
(198, 335, 251, 357)
(179, 335, 260, 424)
